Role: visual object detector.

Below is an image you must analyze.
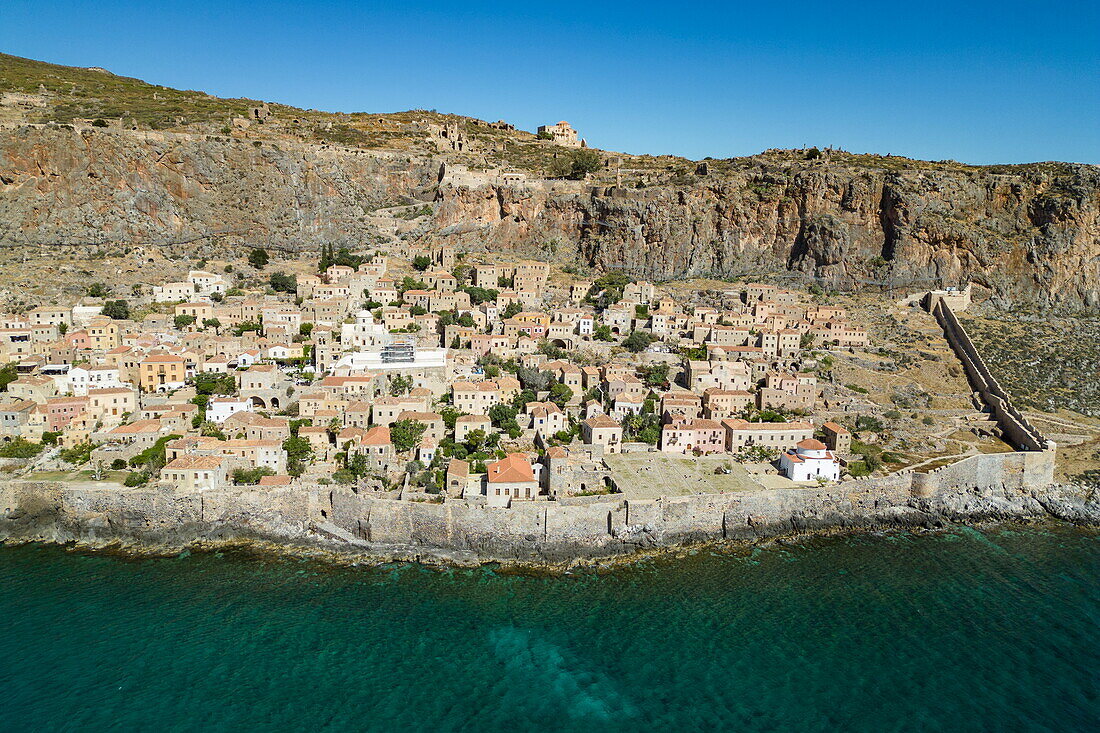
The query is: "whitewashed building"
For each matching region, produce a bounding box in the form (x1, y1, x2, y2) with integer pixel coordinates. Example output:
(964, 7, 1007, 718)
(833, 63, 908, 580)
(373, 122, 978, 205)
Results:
(779, 439, 840, 482)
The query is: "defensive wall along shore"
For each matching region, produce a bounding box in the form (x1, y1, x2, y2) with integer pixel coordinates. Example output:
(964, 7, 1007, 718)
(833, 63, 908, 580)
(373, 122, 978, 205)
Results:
(2, 469, 1092, 564)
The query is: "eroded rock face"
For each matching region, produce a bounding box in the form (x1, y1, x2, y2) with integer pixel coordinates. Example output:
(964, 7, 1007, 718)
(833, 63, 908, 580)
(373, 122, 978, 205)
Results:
(2, 124, 1098, 309)
(434, 166, 1100, 310)
(0, 125, 435, 251)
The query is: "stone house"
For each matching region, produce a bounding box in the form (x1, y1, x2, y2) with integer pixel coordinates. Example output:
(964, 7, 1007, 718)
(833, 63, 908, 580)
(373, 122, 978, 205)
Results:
(721, 418, 813, 452)
(452, 380, 503, 415)
(757, 372, 817, 412)
(581, 415, 623, 454)
(87, 387, 136, 423)
(660, 418, 725, 455)
(138, 354, 187, 393)
(543, 444, 613, 497)
(485, 453, 540, 507)
(0, 399, 38, 438)
(822, 421, 852, 455)
(160, 455, 229, 491)
(352, 425, 395, 472)
(396, 411, 445, 444)
(524, 401, 566, 438)
(536, 121, 580, 146)
(702, 389, 753, 420)
(446, 458, 470, 497)
(455, 415, 492, 443)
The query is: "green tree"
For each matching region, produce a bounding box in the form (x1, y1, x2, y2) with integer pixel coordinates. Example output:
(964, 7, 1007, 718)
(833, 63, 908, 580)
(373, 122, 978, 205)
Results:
(174, 314, 196, 330)
(332, 247, 363, 268)
(621, 330, 655, 353)
(193, 372, 236, 395)
(586, 272, 632, 305)
(59, 442, 97, 465)
(390, 419, 427, 453)
(233, 320, 262, 336)
(87, 282, 109, 298)
(389, 374, 413, 396)
(0, 362, 17, 391)
(248, 248, 269, 269)
(282, 435, 313, 477)
(548, 382, 573, 407)
(203, 318, 222, 331)
(101, 300, 130, 320)
(638, 362, 669, 388)
(593, 324, 613, 342)
(463, 286, 499, 305)
(567, 149, 601, 179)
(502, 302, 522, 319)
(232, 466, 276, 485)
(129, 434, 182, 472)
(0, 438, 44, 459)
(452, 264, 470, 286)
(399, 276, 427, 294)
(269, 271, 297, 293)
(319, 243, 334, 272)
(412, 255, 431, 271)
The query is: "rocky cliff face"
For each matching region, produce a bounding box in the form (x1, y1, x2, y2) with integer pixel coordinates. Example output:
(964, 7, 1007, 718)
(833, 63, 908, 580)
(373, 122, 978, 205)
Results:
(2, 124, 1099, 309)
(433, 164, 1100, 309)
(0, 125, 435, 253)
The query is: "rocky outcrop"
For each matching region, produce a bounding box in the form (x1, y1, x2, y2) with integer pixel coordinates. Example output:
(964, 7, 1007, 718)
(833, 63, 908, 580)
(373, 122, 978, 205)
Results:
(433, 165, 1100, 310)
(0, 124, 436, 254)
(2, 123, 1098, 309)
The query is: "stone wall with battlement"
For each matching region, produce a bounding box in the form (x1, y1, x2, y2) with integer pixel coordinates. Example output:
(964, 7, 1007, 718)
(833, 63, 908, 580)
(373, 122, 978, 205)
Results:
(930, 297, 1051, 452)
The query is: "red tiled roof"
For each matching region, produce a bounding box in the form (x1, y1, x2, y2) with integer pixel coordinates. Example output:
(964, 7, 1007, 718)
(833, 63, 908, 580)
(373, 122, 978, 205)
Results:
(486, 453, 535, 484)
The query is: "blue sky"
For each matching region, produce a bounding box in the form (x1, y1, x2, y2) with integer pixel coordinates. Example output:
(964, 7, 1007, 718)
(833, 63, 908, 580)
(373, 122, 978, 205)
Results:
(2, 1, 1097, 164)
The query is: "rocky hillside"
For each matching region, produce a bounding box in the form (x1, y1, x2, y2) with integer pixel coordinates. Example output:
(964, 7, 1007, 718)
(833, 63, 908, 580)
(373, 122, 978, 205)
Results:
(2, 53, 1098, 310)
(435, 161, 1100, 310)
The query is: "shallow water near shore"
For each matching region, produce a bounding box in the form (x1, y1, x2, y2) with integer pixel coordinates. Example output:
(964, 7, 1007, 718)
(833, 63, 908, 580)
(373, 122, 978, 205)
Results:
(2, 526, 1098, 732)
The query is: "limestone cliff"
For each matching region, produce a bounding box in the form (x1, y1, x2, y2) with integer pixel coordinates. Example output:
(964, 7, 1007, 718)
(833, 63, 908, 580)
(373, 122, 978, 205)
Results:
(0, 125, 435, 253)
(3, 122, 1097, 310)
(433, 163, 1100, 309)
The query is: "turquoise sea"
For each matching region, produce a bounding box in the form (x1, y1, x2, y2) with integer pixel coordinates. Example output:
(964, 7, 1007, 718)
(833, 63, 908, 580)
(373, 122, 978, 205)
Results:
(2, 527, 1097, 732)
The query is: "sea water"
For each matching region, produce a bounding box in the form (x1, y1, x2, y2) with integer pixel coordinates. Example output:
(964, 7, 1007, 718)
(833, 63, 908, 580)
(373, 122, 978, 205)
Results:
(1, 526, 1097, 732)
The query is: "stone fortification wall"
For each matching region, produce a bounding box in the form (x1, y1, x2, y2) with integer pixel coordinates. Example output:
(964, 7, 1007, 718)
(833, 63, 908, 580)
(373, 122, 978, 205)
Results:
(912, 451, 1056, 497)
(930, 298, 1050, 452)
(2, 467, 1093, 564)
(0, 475, 918, 563)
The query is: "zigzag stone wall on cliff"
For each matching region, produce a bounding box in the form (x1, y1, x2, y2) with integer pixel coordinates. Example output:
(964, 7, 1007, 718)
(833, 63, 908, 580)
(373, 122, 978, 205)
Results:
(433, 166, 1100, 309)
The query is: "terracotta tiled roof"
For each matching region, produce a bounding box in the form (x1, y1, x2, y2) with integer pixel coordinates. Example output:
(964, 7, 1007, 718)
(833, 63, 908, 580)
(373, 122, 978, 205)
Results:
(361, 426, 392, 446)
(486, 453, 535, 484)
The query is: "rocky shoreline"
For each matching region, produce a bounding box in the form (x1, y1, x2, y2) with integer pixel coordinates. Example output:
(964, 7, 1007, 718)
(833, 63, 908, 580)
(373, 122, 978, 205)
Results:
(2, 482, 1096, 572)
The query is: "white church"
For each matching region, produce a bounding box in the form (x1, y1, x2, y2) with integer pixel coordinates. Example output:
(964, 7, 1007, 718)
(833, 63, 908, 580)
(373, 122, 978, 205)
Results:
(779, 439, 841, 482)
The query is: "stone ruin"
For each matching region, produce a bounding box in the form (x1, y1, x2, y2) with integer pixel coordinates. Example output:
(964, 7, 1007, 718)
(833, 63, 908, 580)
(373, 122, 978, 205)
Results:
(428, 122, 467, 152)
